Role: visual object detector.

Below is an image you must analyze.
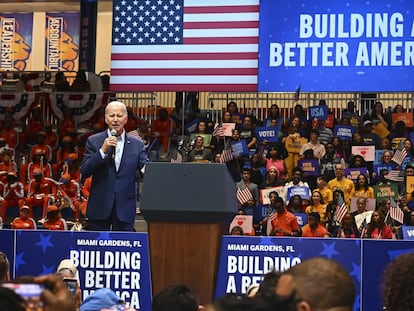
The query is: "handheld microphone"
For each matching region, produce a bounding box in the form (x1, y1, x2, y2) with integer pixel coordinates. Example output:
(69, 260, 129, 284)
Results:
(110, 130, 117, 159)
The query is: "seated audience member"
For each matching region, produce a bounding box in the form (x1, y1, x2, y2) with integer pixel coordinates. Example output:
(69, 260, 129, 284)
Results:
(382, 252, 414, 311)
(351, 197, 368, 218)
(0, 118, 19, 150)
(275, 257, 356, 311)
(325, 189, 346, 236)
(301, 212, 329, 238)
(260, 166, 283, 189)
(248, 153, 266, 186)
(268, 197, 300, 237)
(305, 190, 327, 225)
(239, 115, 257, 151)
(258, 142, 286, 181)
(299, 129, 326, 160)
(151, 108, 176, 159)
(283, 166, 311, 205)
(152, 284, 200, 311)
(56, 173, 81, 221)
(54, 71, 70, 91)
(70, 70, 91, 92)
(364, 210, 392, 239)
(236, 168, 259, 215)
(1, 172, 25, 221)
(328, 163, 355, 207)
(187, 136, 212, 162)
(10, 205, 36, 230)
(43, 205, 67, 231)
(354, 174, 374, 198)
(335, 213, 361, 238)
(314, 175, 333, 204)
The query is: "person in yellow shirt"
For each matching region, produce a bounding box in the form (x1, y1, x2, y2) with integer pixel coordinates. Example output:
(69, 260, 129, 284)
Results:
(305, 190, 327, 225)
(314, 175, 333, 204)
(328, 163, 355, 206)
(354, 174, 375, 198)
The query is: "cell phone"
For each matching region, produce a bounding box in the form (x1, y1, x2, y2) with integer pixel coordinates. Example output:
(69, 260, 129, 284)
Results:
(1, 282, 44, 310)
(63, 278, 77, 294)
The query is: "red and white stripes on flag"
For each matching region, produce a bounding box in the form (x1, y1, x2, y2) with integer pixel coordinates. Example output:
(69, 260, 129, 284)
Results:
(390, 197, 404, 224)
(336, 194, 348, 223)
(110, 0, 260, 92)
(391, 141, 408, 165)
(385, 169, 404, 182)
(220, 148, 233, 163)
(237, 187, 253, 205)
(212, 123, 224, 137)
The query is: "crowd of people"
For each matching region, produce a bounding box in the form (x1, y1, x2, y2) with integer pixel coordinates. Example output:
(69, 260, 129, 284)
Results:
(174, 100, 413, 239)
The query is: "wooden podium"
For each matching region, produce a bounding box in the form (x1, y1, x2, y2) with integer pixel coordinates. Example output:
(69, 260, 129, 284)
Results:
(140, 163, 237, 304)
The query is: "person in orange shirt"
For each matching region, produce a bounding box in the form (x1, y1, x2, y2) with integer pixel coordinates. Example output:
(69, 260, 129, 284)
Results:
(25, 168, 57, 220)
(54, 136, 79, 179)
(43, 205, 67, 231)
(56, 173, 81, 220)
(268, 197, 300, 237)
(10, 205, 37, 230)
(20, 106, 44, 151)
(79, 176, 92, 217)
(151, 108, 176, 159)
(1, 172, 25, 221)
(301, 212, 329, 238)
(29, 132, 53, 163)
(44, 123, 59, 153)
(0, 118, 19, 150)
(22, 150, 53, 185)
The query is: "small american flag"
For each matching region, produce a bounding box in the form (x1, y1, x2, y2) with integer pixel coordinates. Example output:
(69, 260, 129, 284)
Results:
(391, 141, 408, 165)
(220, 141, 233, 163)
(237, 187, 253, 205)
(294, 85, 301, 102)
(336, 194, 348, 223)
(384, 169, 404, 182)
(390, 197, 404, 224)
(212, 122, 224, 137)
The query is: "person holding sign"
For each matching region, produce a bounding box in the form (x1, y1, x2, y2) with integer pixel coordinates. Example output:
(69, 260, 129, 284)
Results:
(268, 197, 300, 237)
(299, 129, 326, 160)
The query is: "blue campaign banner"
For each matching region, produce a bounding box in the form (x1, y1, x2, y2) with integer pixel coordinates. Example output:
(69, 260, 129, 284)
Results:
(215, 236, 361, 311)
(232, 139, 249, 156)
(345, 167, 369, 182)
(334, 125, 355, 141)
(308, 105, 328, 120)
(286, 186, 311, 201)
(298, 159, 319, 176)
(373, 163, 396, 176)
(402, 225, 414, 240)
(255, 126, 279, 143)
(14, 230, 152, 311)
(258, 0, 414, 92)
(362, 240, 414, 311)
(374, 150, 385, 165)
(0, 230, 16, 279)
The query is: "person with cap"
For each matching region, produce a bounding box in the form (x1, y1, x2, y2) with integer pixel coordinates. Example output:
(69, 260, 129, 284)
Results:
(21, 149, 53, 184)
(56, 258, 82, 310)
(43, 205, 67, 230)
(25, 168, 57, 221)
(61, 153, 81, 183)
(29, 131, 53, 163)
(361, 120, 382, 149)
(81, 101, 148, 231)
(10, 205, 36, 229)
(80, 288, 136, 311)
(1, 172, 24, 222)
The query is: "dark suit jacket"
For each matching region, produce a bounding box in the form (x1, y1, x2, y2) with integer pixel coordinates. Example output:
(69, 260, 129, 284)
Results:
(80, 130, 148, 223)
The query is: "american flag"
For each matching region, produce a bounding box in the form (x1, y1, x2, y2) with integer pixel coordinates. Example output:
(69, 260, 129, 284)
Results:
(391, 141, 408, 165)
(335, 194, 348, 223)
(237, 187, 253, 205)
(111, 0, 260, 92)
(384, 169, 404, 182)
(294, 84, 301, 102)
(220, 140, 233, 163)
(212, 122, 224, 137)
(390, 197, 404, 224)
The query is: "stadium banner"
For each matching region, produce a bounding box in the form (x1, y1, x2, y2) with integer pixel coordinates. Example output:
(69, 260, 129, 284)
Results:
(12, 230, 152, 311)
(258, 0, 414, 92)
(0, 13, 33, 71)
(45, 12, 80, 71)
(215, 236, 361, 311)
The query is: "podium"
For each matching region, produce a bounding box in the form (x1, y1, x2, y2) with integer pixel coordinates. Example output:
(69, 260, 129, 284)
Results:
(140, 162, 237, 304)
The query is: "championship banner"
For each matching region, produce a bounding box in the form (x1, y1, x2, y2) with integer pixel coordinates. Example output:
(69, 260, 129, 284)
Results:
(255, 126, 279, 143)
(15, 230, 152, 310)
(258, 0, 414, 92)
(215, 236, 361, 311)
(45, 13, 80, 71)
(0, 13, 33, 71)
(48, 92, 108, 123)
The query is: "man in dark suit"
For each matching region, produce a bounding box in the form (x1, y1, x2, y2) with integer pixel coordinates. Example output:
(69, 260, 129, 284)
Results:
(81, 101, 148, 231)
